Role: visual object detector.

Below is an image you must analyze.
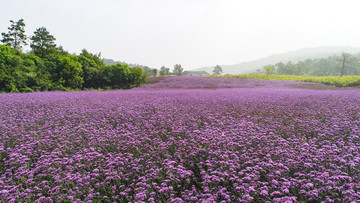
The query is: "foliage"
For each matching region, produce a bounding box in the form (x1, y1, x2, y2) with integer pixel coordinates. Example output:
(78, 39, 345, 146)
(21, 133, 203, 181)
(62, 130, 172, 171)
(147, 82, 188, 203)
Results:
(173, 64, 183, 76)
(338, 52, 351, 78)
(58, 56, 84, 89)
(211, 74, 360, 87)
(152, 68, 158, 76)
(0, 45, 51, 92)
(212, 65, 223, 75)
(0, 45, 146, 92)
(80, 49, 103, 67)
(77, 55, 101, 88)
(262, 65, 275, 75)
(142, 66, 158, 77)
(271, 53, 360, 76)
(103, 63, 144, 88)
(30, 27, 57, 58)
(1, 19, 27, 50)
(0, 19, 146, 93)
(159, 66, 171, 76)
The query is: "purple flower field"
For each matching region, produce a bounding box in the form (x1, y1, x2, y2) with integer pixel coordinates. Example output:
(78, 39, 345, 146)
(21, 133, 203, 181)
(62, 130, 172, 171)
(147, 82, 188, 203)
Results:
(1, 77, 360, 202)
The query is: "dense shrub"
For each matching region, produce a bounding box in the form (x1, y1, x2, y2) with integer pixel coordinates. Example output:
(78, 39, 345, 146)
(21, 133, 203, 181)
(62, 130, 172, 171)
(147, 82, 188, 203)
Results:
(0, 45, 146, 92)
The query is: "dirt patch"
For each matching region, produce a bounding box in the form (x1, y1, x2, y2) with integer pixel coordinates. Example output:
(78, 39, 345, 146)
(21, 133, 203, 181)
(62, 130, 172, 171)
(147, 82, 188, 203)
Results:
(145, 77, 167, 84)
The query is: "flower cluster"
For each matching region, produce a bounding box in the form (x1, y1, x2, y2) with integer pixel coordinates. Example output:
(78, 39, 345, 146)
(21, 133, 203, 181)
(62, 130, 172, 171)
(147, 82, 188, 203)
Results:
(0, 77, 359, 202)
(140, 76, 305, 89)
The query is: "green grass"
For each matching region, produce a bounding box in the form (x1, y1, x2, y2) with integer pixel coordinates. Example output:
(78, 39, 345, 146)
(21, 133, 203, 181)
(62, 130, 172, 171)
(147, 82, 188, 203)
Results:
(210, 74, 360, 87)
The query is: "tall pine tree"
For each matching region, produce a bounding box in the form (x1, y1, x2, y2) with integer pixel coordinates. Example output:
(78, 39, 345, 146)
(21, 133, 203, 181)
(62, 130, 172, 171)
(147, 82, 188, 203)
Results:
(1, 19, 27, 50)
(30, 27, 57, 58)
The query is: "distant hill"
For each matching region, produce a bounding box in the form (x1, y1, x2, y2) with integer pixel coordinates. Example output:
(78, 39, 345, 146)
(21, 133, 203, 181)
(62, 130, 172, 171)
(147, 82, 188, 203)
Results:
(103, 58, 150, 69)
(192, 46, 360, 75)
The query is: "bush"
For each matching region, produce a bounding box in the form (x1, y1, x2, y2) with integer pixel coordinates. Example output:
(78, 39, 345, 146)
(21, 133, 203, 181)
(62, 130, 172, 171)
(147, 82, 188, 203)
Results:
(0, 45, 147, 93)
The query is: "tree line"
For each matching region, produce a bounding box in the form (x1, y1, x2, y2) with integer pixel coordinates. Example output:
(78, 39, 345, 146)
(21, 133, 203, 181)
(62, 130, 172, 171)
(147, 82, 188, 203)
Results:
(0, 19, 145, 93)
(141, 64, 182, 76)
(261, 53, 360, 77)
(143, 64, 222, 76)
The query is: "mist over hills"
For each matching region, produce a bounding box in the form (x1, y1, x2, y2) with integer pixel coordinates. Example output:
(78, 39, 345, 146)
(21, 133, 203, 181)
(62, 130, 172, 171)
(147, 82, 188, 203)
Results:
(192, 46, 360, 75)
(103, 58, 150, 69)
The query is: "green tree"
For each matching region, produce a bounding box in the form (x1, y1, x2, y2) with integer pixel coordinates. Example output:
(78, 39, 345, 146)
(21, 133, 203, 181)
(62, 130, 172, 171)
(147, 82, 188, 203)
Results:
(58, 56, 83, 89)
(344, 55, 360, 75)
(338, 52, 350, 78)
(57, 46, 70, 56)
(152, 68, 158, 76)
(212, 65, 223, 75)
(274, 62, 284, 74)
(44, 54, 83, 90)
(99, 63, 145, 89)
(1, 19, 27, 50)
(312, 58, 332, 76)
(159, 66, 170, 76)
(77, 55, 100, 88)
(23, 54, 51, 91)
(142, 66, 154, 76)
(0, 33, 146, 92)
(277, 61, 296, 75)
(78, 49, 105, 88)
(129, 67, 146, 87)
(0, 45, 51, 92)
(263, 65, 275, 75)
(80, 49, 104, 66)
(262, 53, 360, 77)
(295, 61, 306, 76)
(0, 45, 23, 92)
(109, 63, 131, 88)
(30, 27, 57, 58)
(173, 64, 183, 76)
(166, 68, 171, 75)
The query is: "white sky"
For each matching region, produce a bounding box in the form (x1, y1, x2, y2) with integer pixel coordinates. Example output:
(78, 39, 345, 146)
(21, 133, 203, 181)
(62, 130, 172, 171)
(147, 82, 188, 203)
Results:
(1, 0, 360, 70)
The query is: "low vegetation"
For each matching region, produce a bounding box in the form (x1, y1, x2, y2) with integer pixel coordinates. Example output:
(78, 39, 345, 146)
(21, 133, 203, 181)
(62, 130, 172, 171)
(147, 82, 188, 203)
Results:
(0, 19, 145, 93)
(260, 53, 360, 76)
(211, 74, 360, 87)
(1, 77, 359, 202)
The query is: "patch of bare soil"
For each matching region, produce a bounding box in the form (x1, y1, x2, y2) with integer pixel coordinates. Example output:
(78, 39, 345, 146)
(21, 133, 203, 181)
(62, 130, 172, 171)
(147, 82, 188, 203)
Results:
(145, 77, 167, 84)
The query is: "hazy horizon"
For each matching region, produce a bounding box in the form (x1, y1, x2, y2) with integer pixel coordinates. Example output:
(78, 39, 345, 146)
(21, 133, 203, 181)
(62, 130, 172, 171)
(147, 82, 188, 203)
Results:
(2, 0, 360, 70)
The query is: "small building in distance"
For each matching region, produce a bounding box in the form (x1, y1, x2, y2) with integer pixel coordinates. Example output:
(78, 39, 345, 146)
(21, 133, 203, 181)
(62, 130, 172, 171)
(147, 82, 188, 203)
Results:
(183, 71, 209, 76)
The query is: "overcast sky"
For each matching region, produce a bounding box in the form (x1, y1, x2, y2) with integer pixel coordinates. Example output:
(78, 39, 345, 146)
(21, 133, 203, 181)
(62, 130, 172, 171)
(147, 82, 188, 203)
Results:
(1, 0, 360, 70)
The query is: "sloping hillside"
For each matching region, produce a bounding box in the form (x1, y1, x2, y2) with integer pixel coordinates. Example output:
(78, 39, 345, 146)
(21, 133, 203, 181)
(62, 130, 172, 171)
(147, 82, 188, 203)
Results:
(192, 46, 360, 74)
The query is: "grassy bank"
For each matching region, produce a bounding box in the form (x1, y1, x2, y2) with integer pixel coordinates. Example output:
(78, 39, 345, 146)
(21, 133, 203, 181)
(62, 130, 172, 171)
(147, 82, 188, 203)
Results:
(211, 74, 360, 87)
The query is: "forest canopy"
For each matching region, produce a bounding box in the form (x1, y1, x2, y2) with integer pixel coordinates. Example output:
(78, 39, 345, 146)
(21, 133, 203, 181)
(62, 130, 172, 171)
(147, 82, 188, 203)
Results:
(261, 53, 360, 76)
(0, 19, 145, 93)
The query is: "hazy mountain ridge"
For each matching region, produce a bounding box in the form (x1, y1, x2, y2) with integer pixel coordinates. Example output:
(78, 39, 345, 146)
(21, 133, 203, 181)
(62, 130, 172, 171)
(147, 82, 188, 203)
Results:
(192, 46, 360, 75)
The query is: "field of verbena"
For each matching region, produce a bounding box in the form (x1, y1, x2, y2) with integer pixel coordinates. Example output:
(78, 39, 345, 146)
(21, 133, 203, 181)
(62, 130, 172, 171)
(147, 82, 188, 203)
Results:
(211, 74, 360, 87)
(1, 77, 360, 202)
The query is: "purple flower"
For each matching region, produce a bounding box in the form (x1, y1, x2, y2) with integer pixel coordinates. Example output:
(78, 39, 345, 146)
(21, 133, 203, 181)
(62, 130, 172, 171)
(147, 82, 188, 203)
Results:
(303, 183, 314, 190)
(260, 190, 269, 196)
(242, 194, 254, 201)
(171, 197, 184, 203)
(1, 77, 360, 202)
(0, 190, 9, 195)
